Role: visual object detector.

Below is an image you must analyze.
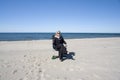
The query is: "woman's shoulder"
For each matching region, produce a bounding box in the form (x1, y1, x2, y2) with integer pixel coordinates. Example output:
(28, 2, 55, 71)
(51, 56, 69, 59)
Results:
(52, 35, 58, 39)
(60, 35, 63, 38)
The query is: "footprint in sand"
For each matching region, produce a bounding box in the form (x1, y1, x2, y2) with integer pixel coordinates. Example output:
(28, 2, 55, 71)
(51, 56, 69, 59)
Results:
(56, 77, 60, 80)
(1, 61, 10, 68)
(24, 55, 27, 57)
(38, 68, 42, 73)
(13, 69, 17, 74)
(19, 78, 23, 80)
(38, 63, 41, 67)
(64, 77, 68, 80)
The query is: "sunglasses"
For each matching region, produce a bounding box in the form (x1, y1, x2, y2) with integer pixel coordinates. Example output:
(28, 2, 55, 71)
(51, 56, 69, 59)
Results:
(57, 32, 60, 34)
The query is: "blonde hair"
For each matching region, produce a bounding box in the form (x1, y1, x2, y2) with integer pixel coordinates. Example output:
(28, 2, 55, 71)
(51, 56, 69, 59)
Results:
(55, 31, 61, 38)
(56, 31, 61, 34)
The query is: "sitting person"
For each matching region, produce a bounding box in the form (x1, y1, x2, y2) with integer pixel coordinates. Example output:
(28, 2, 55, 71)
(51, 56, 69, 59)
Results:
(52, 31, 67, 61)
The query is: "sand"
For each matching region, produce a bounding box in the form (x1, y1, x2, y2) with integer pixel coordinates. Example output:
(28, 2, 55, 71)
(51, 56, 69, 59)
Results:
(0, 38, 120, 80)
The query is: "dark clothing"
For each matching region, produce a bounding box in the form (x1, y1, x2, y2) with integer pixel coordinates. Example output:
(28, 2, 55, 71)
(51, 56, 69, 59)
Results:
(52, 35, 67, 61)
(52, 35, 66, 50)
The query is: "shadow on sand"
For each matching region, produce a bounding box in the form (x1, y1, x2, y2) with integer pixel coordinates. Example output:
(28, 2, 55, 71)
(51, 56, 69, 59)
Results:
(63, 52, 75, 61)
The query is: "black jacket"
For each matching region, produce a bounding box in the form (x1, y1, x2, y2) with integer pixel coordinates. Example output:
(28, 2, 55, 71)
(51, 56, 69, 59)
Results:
(52, 35, 66, 50)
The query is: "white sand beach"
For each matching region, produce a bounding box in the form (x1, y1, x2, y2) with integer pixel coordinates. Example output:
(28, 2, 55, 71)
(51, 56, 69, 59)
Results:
(0, 38, 120, 80)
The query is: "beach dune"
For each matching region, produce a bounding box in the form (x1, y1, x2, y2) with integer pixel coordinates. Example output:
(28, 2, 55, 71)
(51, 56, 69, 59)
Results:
(0, 38, 120, 80)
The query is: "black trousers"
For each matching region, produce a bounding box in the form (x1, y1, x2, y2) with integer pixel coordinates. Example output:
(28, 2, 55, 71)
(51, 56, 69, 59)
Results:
(56, 44, 67, 60)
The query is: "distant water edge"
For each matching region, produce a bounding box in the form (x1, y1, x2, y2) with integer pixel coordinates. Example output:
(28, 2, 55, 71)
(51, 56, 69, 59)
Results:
(0, 33, 120, 41)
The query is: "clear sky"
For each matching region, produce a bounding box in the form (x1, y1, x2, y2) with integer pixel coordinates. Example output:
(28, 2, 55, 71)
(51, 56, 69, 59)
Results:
(0, 0, 120, 33)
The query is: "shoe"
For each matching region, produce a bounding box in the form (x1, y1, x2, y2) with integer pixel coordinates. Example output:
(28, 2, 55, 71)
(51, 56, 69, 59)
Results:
(60, 58, 63, 62)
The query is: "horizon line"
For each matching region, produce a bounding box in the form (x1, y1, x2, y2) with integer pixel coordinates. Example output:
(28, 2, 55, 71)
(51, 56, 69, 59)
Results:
(0, 32, 120, 34)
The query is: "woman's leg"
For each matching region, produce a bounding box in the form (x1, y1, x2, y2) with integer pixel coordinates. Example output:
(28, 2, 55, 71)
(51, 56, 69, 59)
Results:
(56, 44, 63, 61)
(59, 49, 63, 61)
(57, 44, 67, 61)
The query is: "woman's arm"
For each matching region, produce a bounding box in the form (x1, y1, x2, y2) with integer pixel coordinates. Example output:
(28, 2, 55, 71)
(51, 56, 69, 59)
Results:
(61, 36, 66, 44)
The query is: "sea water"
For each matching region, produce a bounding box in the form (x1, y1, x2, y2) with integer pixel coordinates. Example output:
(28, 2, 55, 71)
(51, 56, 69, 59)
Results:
(0, 33, 120, 41)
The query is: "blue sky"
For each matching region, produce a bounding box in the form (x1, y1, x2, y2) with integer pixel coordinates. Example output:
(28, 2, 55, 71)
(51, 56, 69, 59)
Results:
(0, 0, 120, 33)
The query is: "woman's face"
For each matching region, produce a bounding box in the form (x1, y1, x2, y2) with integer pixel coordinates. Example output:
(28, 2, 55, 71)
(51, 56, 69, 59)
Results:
(56, 32, 60, 36)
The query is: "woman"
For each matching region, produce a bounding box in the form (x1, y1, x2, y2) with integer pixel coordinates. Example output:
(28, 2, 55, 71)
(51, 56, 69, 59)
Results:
(52, 31, 67, 61)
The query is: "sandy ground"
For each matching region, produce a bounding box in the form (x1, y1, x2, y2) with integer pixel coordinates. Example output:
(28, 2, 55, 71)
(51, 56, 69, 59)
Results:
(0, 38, 120, 80)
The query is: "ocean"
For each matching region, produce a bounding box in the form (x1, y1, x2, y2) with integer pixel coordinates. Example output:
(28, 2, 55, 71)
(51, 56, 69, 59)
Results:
(0, 33, 120, 41)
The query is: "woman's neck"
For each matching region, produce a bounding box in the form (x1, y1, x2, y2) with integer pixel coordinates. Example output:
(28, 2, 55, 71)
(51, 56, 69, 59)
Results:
(55, 34, 60, 38)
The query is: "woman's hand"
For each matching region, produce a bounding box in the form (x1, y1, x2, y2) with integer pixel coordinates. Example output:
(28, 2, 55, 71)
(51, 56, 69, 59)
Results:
(64, 44, 67, 48)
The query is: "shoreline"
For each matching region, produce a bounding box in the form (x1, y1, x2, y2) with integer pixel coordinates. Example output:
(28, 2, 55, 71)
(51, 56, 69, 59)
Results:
(0, 37, 120, 42)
